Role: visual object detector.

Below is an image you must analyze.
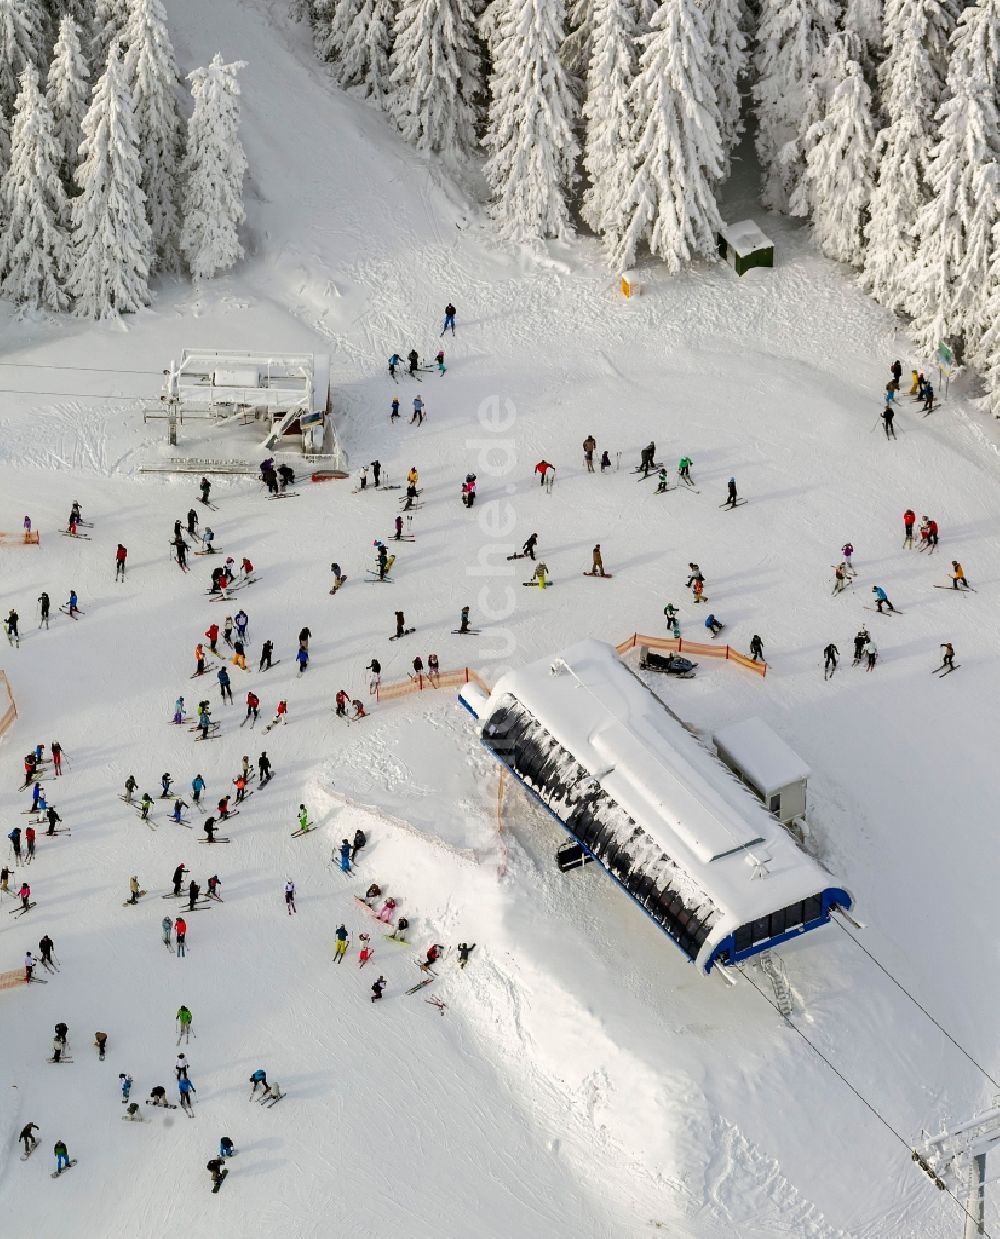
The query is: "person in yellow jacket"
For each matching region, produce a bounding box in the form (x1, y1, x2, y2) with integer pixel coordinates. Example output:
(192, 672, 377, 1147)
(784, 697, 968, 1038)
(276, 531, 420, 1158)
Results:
(950, 560, 972, 590)
(407, 466, 419, 487)
(909, 369, 921, 395)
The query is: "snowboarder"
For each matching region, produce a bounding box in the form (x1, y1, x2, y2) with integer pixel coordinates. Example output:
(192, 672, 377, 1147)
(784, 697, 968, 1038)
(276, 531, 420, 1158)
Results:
(441, 302, 456, 336)
(378, 898, 397, 924)
(394, 610, 406, 639)
(582, 435, 596, 472)
(950, 561, 971, 590)
(749, 634, 764, 662)
(128, 876, 142, 905)
(371, 976, 387, 1002)
(457, 942, 476, 969)
(285, 880, 296, 914)
(726, 477, 738, 508)
(903, 508, 916, 549)
(115, 544, 127, 580)
(824, 643, 838, 679)
(53, 1141, 70, 1174)
(220, 1137, 235, 1159)
(871, 585, 895, 613)
(522, 533, 538, 561)
(590, 545, 607, 577)
(19, 1122, 39, 1155)
(704, 614, 723, 637)
(149, 1086, 169, 1107)
(663, 603, 680, 636)
(864, 638, 878, 671)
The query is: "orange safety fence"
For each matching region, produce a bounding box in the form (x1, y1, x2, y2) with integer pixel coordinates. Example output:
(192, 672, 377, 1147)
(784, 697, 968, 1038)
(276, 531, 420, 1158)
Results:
(616, 632, 768, 678)
(0, 672, 16, 737)
(0, 531, 39, 545)
(375, 667, 491, 703)
(0, 967, 27, 991)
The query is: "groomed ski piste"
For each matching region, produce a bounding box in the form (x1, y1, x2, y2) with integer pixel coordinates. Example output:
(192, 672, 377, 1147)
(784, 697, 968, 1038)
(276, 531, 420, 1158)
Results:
(2, 1, 1000, 1236)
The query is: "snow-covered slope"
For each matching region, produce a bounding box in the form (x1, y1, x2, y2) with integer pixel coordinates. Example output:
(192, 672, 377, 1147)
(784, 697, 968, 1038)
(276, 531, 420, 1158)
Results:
(1, 0, 1000, 1235)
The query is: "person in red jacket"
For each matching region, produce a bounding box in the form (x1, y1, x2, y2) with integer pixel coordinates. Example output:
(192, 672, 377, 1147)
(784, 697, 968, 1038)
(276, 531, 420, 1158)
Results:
(534, 460, 554, 488)
(18, 881, 31, 912)
(51, 742, 62, 776)
(241, 558, 254, 581)
(902, 508, 916, 549)
(335, 690, 348, 718)
(174, 917, 187, 958)
(24, 825, 36, 859)
(925, 516, 939, 548)
(115, 544, 127, 581)
(205, 623, 219, 655)
(244, 692, 259, 729)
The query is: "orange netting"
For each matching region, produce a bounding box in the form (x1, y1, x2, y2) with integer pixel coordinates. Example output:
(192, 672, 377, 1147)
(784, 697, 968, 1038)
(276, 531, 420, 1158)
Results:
(0, 672, 16, 737)
(375, 667, 491, 703)
(616, 633, 767, 678)
(0, 531, 39, 545)
(0, 968, 26, 990)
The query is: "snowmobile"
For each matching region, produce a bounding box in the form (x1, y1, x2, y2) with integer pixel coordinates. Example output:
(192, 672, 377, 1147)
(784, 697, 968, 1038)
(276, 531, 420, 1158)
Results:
(638, 647, 697, 678)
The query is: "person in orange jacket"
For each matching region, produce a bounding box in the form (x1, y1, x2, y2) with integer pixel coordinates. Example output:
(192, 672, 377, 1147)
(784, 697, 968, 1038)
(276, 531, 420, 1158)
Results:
(194, 643, 206, 676)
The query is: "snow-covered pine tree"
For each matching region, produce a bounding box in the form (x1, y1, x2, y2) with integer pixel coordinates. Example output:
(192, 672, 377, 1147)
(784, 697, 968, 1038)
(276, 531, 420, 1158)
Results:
(316, 0, 362, 63)
(91, 0, 128, 67)
(562, 0, 596, 79)
(974, 215, 1000, 416)
(614, 0, 723, 273)
(842, 0, 884, 66)
(950, 159, 998, 358)
(124, 0, 180, 270)
(335, 0, 395, 99)
(860, 0, 939, 311)
(389, 0, 478, 157)
(0, 106, 9, 181)
(753, 0, 838, 212)
(794, 58, 874, 265)
(482, 0, 578, 242)
(580, 0, 635, 246)
(68, 40, 150, 317)
(179, 55, 248, 281)
(786, 32, 850, 220)
(46, 13, 89, 188)
(701, 0, 747, 181)
(907, 75, 1000, 354)
(948, 0, 1000, 93)
(0, 0, 46, 118)
(0, 63, 70, 309)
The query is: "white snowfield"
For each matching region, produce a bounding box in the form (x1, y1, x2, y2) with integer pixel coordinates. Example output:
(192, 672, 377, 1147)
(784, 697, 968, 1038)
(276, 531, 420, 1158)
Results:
(0, 0, 999, 1236)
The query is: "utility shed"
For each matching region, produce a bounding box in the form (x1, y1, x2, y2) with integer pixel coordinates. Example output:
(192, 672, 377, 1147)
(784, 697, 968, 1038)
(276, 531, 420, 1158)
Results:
(713, 718, 809, 825)
(717, 220, 774, 276)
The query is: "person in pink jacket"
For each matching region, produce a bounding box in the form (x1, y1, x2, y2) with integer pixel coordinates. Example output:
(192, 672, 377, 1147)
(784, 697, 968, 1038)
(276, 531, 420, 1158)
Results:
(377, 898, 397, 924)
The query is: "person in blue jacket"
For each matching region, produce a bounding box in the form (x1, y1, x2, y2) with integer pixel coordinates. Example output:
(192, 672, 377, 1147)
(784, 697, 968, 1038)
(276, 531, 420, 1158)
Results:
(871, 585, 895, 613)
(192, 774, 206, 805)
(249, 1069, 268, 1098)
(339, 839, 351, 873)
(220, 1137, 235, 1159)
(296, 646, 308, 675)
(217, 666, 233, 704)
(178, 1076, 196, 1111)
(704, 614, 723, 637)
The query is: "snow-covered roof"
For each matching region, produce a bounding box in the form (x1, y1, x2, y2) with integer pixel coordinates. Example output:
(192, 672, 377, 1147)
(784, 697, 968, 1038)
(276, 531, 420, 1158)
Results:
(470, 640, 842, 968)
(714, 718, 810, 795)
(719, 219, 772, 255)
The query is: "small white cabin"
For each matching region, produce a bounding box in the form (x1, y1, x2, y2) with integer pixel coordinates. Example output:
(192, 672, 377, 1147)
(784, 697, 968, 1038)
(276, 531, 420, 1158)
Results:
(713, 718, 809, 825)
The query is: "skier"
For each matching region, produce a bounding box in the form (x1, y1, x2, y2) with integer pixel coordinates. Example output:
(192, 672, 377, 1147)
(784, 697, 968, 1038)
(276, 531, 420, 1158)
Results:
(390, 396, 400, 421)
(678, 456, 694, 486)
(285, 880, 296, 914)
(925, 516, 939, 549)
(903, 508, 916, 549)
(334, 924, 349, 963)
(427, 654, 440, 684)
(371, 460, 382, 487)
(407, 348, 419, 377)
(534, 459, 555, 488)
(388, 353, 401, 380)
(338, 839, 352, 873)
(277, 465, 295, 490)
(175, 1053, 190, 1080)
(371, 976, 387, 1002)
(296, 646, 309, 675)
(824, 643, 838, 679)
(832, 563, 849, 595)
(332, 689, 345, 718)
(351, 828, 367, 862)
(726, 477, 738, 508)
(940, 642, 956, 671)
(51, 1030, 65, 1062)
(881, 402, 896, 439)
(162, 916, 173, 946)
(685, 563, 703, 589)
(191, 774, 205, 806)
(704, 614, 723, 637)
(24, 826, 35, 860)
(201, 527, 215, 554)
(65, 590, 80, 619)
(298, 626, 311, 650)
(749, 634, 764, 662)
(600, 450, 611, 472)
(244, 692, 260, 727)
(176, 1005, 193, 1038)
(435, 349, 445, 375)
(8, 827, 21, 861)
(120, 1073, 133, 1102)
(890, 359, 902, 389)
(172, 863, 187, 895)
(249, 1068, 268, 1097)
(864, 638, 878, 671)
(590, 545, 607, 577)
(175, 917, 187, 957)
(187, 508, 199, 536)
(178, 1076, 196, 1111)
(199, 477, 211, 506)
(922, 380, 935, 413)
(841, 542, 855, 575)
(231, 640, 247, 672)
(218, 666, 233, 704)
(259, 640, 273, 672)
(950, 561, 971, 590)
(19, 1122, 39, 1155)
(39, 935, 54, 969)
(160, 772, 172, 799)
(94, 1032, 107, 1060)
(194, 643, 206, 677)
(411, 395, 424, 426)
(37, 591, 50, 629)
(53, 1141, 70, 1175)
(187, 880, 201, 912)
(258, 751, 272, 787)
(115, 544, 127, 580)
(24, 951, 35, 983)
(441, 302, 456, 336)
(423, 943, 444, 970)
(582, 435, 596, 473)
(457, 942, 476, 969)
(207, 875, 222, 901)
(871, 585, 895, 613)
